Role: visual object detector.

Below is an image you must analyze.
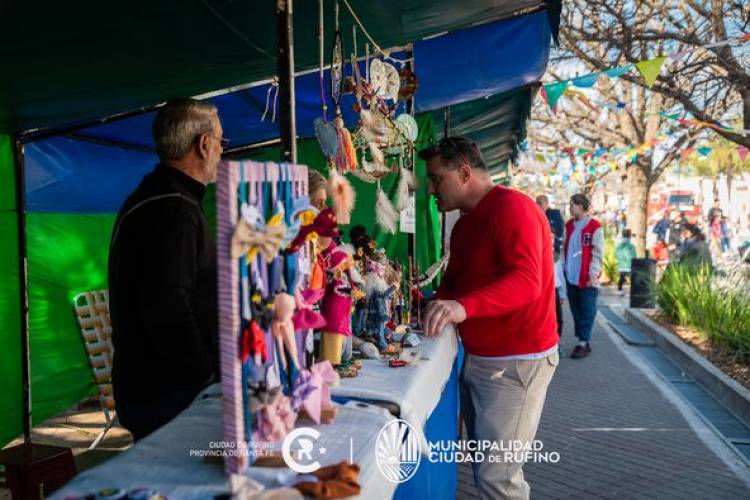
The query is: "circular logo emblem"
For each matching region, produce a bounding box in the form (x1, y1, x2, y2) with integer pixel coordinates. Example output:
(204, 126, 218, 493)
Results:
(282, 427, 322, 474)
(375, 419, 421, 483)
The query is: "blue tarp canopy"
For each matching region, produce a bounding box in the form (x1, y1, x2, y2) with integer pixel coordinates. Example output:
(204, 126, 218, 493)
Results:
(25, 10, 553, 212)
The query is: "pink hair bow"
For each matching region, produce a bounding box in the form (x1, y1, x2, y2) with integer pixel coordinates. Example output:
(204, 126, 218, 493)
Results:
(291, 361, 339, 424)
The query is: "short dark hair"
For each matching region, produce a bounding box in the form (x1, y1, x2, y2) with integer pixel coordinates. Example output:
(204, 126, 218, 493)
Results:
(622, 229, 631, 238)
(418, 136, 487, 171)
(683, 223, 704, 240)
(570, 193, 590, 211)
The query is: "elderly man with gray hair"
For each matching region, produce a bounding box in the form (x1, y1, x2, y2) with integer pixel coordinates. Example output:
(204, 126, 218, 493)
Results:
(109, 98, 226, 440)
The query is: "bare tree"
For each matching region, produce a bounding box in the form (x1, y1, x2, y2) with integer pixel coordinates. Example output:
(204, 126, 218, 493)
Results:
(529, 69, 697, 255)
(563, 0, 750, 147)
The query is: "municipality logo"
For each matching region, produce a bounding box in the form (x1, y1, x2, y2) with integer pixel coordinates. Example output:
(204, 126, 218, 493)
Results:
(282, 427, 324, 474)
(376, 419, 421, 483)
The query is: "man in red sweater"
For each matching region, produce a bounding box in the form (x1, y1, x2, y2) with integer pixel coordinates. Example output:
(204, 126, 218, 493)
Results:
(420, 137, 558, 500)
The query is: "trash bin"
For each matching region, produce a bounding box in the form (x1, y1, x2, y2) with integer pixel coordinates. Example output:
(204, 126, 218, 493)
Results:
(630, 257, 656, 308)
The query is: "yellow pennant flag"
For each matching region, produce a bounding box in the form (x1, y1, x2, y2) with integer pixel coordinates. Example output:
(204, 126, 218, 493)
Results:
(635, 56, 667, 88)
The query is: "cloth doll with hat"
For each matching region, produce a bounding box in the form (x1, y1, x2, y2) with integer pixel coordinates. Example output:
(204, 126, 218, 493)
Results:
(364, 260, 397, 352)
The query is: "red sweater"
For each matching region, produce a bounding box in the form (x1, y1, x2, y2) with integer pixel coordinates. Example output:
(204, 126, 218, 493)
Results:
(438, 186, 558, 357)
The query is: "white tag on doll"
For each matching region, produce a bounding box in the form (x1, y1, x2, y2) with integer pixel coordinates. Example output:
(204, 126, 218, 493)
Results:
(305, 330, 314, 353)
(266, 364, 281, 388)
(299, 255, 311, 275)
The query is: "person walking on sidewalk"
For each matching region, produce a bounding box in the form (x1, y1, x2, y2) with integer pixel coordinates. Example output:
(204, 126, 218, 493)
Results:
(563, 193, 604, 359)
(420, 137, 558, 500)
(615, 229, 637, 295)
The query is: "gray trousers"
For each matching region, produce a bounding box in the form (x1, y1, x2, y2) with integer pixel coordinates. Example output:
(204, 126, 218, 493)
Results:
(461, 352, 558, 499)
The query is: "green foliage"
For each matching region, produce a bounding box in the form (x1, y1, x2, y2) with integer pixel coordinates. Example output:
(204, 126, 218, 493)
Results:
(602, 224, 619, 284)
(681, 135, 750, 178)
(656, 264, 750, 361)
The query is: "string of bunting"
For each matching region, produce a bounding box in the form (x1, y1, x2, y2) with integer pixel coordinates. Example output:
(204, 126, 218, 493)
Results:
(540, 32, 750, 112)
(529, 128, 750, 179)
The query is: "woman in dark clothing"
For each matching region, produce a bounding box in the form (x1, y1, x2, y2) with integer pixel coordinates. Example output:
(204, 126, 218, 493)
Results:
(678, 223, 713, 270)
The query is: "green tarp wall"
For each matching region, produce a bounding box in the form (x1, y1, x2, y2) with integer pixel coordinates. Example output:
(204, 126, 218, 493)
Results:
(0, 136, 22, 446)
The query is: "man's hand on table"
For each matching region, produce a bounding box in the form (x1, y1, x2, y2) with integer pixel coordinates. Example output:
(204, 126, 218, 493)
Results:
(423, 299, 466, 337)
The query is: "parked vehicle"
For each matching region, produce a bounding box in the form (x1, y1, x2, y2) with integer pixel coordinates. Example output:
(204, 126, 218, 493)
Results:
(648, 190, 701, 223)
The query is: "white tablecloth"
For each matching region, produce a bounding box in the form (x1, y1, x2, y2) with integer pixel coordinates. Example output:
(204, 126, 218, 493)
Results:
(52, 387, 397, 500)
(52, 327, 458, 500)
(331, 325, 459, 451)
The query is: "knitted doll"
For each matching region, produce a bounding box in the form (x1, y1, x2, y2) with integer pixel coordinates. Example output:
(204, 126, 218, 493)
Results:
(318, 238, 356, 365)
(351, 246, 369, 336)
(364, 260, 397, 352)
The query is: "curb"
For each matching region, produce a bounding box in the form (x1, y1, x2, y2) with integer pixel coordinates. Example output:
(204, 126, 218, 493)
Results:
(625, 308, 750, 427)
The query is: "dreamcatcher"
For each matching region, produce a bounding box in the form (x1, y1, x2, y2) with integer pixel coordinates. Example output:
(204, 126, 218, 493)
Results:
(311, 0, 421, 233)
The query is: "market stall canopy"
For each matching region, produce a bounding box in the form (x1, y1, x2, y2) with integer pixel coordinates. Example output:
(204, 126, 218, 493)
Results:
(0, 0, 561, 449)
(0, 0, 560, 135)
(24, 9, 556, 211)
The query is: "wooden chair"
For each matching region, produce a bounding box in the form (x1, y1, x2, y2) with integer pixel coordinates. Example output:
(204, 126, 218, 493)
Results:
(73, 289, 117, 449)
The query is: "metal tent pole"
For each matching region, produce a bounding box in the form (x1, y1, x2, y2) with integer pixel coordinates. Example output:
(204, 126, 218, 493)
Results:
(277, 0, 297, 164)
(13, 137, 31, 443)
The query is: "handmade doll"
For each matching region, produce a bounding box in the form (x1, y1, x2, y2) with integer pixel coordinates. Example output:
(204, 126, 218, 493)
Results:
(349, 226, 372, 336)
(318, 236, 356, 365)
(364, 260, 397, 352)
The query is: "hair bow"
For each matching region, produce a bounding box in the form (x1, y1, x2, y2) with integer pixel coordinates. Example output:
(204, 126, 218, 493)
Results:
(251, 389, 297, 443)
(292, 287, 326, 331)
(291, 361, 339, 424)
(231, 202, 287, 261)
(284, 208, 341, 255)
(240, 320, 268, 366)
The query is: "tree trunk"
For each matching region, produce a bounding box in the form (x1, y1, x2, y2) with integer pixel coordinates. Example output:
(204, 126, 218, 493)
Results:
(626, 163, 650, 257)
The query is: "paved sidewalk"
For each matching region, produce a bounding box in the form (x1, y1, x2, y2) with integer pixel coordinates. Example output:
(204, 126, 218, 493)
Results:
(458, 288, 750, 499)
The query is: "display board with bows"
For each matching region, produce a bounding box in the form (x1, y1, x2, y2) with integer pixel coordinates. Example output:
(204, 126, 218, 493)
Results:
(218, 160, 344, 474)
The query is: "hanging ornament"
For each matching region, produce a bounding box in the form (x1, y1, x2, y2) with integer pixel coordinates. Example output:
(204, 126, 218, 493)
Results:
(329, 1, 357, 172)
(314, 117, 339, 158)
(327, 168, 355, 224)
(370, 59, 400, 102)
(398, 67, 419, 101)
(395, 113, 418, 142)
(375, 182, 398, 234)
(396, 163, 415, 211)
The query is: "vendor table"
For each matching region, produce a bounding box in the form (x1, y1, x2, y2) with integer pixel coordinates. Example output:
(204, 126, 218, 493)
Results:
(52, 327, 460, 499)
(331, 326, 461, 500)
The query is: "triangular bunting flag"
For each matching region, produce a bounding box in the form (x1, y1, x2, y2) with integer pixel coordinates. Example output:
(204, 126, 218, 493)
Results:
(737, 146, 749, 161)
(571, 73, 599, 88)
(697, 147, 713, 157)
(543, 81, 568, 111)
(635, 56, 667, 88)
(602, 65, 633, 79)
(535, 153, 547, 162)
(680, 148, 694, 160)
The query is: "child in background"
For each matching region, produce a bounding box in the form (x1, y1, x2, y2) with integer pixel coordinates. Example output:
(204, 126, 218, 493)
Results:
(616, 229, 637, 296)
(650, 237, 669, 273)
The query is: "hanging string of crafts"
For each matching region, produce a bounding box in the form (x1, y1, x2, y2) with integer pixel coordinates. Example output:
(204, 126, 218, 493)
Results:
(313, 0, 418, 233)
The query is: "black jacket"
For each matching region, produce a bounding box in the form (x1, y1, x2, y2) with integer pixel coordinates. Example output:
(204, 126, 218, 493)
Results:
(545, 208, 564, 255)
(109, 164, 218, 439)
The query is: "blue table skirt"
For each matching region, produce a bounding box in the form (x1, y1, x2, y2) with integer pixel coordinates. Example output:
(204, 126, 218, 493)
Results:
(394, 343, 464, 499)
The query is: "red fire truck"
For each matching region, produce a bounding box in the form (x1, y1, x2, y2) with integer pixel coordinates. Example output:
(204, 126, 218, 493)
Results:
(647, 189, 701, 223)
